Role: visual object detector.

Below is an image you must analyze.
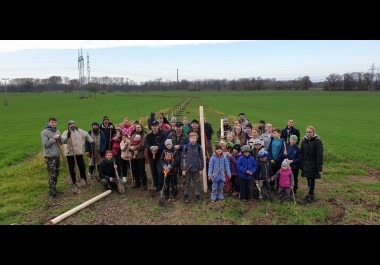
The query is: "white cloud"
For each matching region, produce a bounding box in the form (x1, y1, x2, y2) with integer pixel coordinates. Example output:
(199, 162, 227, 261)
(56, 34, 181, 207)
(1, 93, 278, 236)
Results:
(0, 40, 254, 53)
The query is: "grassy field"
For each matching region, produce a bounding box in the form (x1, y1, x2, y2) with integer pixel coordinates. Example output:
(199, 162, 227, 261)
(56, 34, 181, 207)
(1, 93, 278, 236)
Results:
(0, 90, 379, 225)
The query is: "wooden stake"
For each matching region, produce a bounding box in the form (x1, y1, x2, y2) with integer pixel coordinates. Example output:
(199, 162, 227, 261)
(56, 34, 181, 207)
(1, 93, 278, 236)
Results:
(199, 106, 207, 193)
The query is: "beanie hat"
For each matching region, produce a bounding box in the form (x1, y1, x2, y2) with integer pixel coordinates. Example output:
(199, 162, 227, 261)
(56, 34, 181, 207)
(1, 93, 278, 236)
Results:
(175, 121, 183, 127)
(171, 117, 177, 123)
(253, 139, 262, 146)
(259, 120, 265, 124)
(239, 113, 245, 116)
(103, 116, 109, 121)
(191, 119, 199, 124)
(241, 145, 251, 153)
(282, 159, 290, 168)
(68, 120, 76, 125)
(258, 149, 269, 158)
(290, 135, 298, 142)
(165, 139, 173, 146)
(92, 121, 99, 127)
(223, 118, 228, 122)
(246, 123, 252, 129)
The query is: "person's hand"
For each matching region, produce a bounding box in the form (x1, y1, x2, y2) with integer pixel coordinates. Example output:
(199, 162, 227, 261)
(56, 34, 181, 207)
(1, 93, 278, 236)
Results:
(163, 165, 168, 170)
(53, 134, 60, 139)
(168, 165, 172, 170)
(67, 131, 71, 138)
(319, 171, 323, 175)
(109, 125, 113, 129)
(114, 164, 118, 169)
(110, 177, 115, 182)
(182, 171, 186, 176)
(208, 176, 212, 180)
(175, 145, 180, 150)
(199, 170, 203, 176)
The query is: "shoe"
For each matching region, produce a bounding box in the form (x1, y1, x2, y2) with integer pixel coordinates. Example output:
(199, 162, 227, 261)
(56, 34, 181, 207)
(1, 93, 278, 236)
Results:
(196, 195, 201, 203)
(141, 186, 147, 191)
(122, 177, 127, 183)
(232, 191, 239, 196)
(87, 172, 93, 179)
(184, 195, 190, 203)
(211, 200, 216, 203)
(259, 193, 263, 199)
(242, 199, 248, 202)
(301, 195, 314, 205)
(171, 196, 177, 202)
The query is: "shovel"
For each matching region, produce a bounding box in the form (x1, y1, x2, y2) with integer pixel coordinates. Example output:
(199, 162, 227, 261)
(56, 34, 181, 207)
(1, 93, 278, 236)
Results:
(291, 186, 296, 204)
(114, 161, 125, 194)
(158, 169, 170, 206)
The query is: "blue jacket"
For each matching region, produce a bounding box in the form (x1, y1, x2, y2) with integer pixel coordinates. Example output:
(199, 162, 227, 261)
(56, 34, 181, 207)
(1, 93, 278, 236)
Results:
(237, 155, 256, 180)
(208, 153, 231, 182)
(287, 144, 301, 170)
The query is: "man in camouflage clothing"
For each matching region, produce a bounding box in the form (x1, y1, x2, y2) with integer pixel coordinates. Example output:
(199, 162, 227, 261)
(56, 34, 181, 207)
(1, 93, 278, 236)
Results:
(41, 117, 62, 200)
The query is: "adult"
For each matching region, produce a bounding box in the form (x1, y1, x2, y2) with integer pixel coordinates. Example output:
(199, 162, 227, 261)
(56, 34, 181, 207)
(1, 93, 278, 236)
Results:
(258, 120, 266, 135)
(217, 117, 233, 140)
(300, 126, 323, 205)
(85, 122, 106, 179)
(261, 123, 274, 150)
(159, 112, 169, 125)
(130, 123, 148, 190)
(147, 112, 156, 130)
(203, 117, 215, 155)
(145, 120, 166, 191)
(100, 116, 116, 150)
(281, 118, 300, 145)
(238, 113, 249, 129)
(61, 120, 94, 188)
(41, 117, 62, 200)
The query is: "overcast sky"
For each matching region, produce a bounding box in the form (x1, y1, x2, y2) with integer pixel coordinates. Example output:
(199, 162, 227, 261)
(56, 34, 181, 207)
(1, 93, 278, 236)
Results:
(0, 40, 379, 83)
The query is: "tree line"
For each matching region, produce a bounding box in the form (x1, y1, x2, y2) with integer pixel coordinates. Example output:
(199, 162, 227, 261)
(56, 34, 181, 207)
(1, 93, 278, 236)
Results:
(2, 72, 379, 93)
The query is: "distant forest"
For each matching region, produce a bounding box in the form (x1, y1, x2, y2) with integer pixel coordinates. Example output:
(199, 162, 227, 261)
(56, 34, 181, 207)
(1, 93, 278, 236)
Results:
(2, 71, 380, 93)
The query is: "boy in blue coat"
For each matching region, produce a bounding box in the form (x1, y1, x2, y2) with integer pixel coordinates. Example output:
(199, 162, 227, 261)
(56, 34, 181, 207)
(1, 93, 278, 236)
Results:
(208, 144, 231, 202)
(237, 145, 257, 202)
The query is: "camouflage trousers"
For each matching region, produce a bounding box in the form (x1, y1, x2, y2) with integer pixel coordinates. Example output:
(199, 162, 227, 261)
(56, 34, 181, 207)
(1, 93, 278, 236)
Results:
(45, 156, 60, 196)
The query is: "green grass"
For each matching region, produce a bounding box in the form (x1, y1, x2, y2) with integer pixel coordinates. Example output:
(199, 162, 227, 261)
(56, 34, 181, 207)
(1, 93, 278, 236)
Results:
(1, 90, 380, 225)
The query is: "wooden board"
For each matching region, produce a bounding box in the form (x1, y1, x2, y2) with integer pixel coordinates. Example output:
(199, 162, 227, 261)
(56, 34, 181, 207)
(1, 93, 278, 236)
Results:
(199, 106, 208, 193)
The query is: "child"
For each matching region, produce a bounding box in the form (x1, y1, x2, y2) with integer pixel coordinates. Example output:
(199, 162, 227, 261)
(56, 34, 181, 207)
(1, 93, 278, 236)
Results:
(160, 139, 179, 201)
(225, 132, 235, 152)
(268, 128, 286, 191)
(208, 144, 231, 202)
(120, 134, 131, 183)
(252, 139, 264, 160)
(271, 159, 294, 201)
(255, 149, 273, 200)
(287, 135, 301, 194)
(182, 132, 204, 203)
(219, 140, 233, 194)
(236, 145, 256, 202)
(229, 144, 242, 196)
(131, 134, 142, 158)
(99, 150, 119, 191)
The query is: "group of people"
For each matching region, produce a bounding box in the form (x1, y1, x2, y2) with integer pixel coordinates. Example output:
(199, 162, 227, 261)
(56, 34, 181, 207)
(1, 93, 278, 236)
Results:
(41, 113, 323, 206)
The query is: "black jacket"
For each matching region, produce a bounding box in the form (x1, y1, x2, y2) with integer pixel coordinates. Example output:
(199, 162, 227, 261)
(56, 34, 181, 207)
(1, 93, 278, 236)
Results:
(300, 135, 323, 179)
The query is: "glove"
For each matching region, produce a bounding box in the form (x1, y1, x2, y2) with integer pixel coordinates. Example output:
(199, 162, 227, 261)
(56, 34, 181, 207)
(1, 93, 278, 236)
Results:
(53, 134, 60, 139)
(163, 165, 168, 170)
(168, 165, 172, 170)
(67, 131, 71, 139)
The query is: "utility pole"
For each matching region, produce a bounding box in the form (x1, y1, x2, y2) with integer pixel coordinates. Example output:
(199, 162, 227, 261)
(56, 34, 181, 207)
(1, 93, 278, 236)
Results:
(78, 48, 85, 98)
(369, 63, 375, 91)
(1, 78, 9, 106)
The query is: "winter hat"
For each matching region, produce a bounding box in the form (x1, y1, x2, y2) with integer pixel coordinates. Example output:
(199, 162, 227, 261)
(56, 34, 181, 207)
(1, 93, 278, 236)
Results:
(215, 144, 223, 150)
(223, 118, 228, 122)
(171, 117, 177, 123)
(290, 135, 298, 142)
(241, 145, 251, 153)
(246, 123, 253, 129)
(92, 121, 99, 127)
(253, 139, 262, 146)
(282, 159, 290, 168)
(258, 149, 269, 158)
(259, 120, 265, 125)
(191, 119, 199, 124)
(103, 116, 109, 121)
(68, 120, 76, 125)
(239, 113, 245, 116)
(165, 139, 173, 146)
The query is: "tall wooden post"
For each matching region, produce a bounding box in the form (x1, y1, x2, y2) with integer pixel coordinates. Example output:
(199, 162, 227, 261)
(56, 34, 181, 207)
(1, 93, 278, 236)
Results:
(199, 106, 207, 193)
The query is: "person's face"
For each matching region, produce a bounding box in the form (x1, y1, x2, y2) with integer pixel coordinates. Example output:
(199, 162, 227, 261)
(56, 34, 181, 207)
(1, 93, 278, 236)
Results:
(246, 127, 252, 133)
(290, 138, 297, 146)
(281, 165, 288, 170)
(189, 136, 197, 144)
(106, 153, 113, 160)
(215, 149, 223, 155)
(49, 120, 57, 128)
(259, 122, 264, 128)
(233, 149, 239, 155)
(171, 121, 176, 128)
(103, 119, 109, 125)
(69, 123, 76, 130)
(135, 125, 142, 131)
(175, 126, 182, 133)
(266, 124, 273, 132)
(306, 128, 314, 138)
(192, 123, 199, 129)
(123, 119, 130, 126)
(183, 119, 188, 125)
(166, 144, 172, 149)
(152, 124, 159, 132)
(239, 114, 244, 119)
(254, 144, 261, 150)
(227, 134, 233, 142)
(235, 126, 242, 133)
(244, 151, 250, 156)
(260, 157, 267, 162)
(252, 130, 259, 137)
(288, 120, 294, 128)
(272, 131, 280, 139)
